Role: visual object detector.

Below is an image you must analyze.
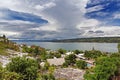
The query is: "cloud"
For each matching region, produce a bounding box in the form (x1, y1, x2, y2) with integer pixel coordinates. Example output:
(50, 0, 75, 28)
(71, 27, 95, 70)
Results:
(113, 13, 120, 19)
(0, 31, 20, 37)
(39, 0, 88, 38)
(86, 5, 104, 13)
(0, 0, 120, 39)
(77, 19, 100, 28)
(82, 26, 120, 37)
(35, 2, 56, 11)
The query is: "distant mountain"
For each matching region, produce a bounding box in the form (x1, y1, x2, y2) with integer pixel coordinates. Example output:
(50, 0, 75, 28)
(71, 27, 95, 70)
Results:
(11, 37, 120, 43)
(52, 37, 120, 43)
(11, 39, 53, 42)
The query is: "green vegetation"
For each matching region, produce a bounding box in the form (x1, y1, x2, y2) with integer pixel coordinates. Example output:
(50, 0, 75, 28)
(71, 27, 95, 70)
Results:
(73, 50, 83, 54)
(84, 50, 106, 59)
(1, 35, 120, 80)
(63, 54, 76, 67)
(22, 45, 44, 56)
(76, 60, 87, 69)
(84, 53, 120, 80)
(1, 71, 22, 80)
(58, 48, 66, 54)
(0, 42, 9, 56)
(46, 52, 61, 59)
(40, 73, 55, 80)
(0, 35, 19, 56)
(0, 56, 56, 80)
(0, 63, 22, 80)
(6, 57, 39, 80)
(118, 43, 120, 53)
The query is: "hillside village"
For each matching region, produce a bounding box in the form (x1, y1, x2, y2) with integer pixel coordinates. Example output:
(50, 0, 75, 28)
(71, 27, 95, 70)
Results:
(0, 35, 120, 80)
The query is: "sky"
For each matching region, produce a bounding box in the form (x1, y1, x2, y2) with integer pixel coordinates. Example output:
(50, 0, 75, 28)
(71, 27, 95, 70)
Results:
(0, 0, 120, 40)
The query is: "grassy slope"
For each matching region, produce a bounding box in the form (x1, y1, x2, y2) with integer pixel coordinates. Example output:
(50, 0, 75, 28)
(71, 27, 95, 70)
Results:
(0, 42, 9, 56)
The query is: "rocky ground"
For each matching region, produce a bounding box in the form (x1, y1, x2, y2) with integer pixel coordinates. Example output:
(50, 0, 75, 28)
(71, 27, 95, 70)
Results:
(54, 68, 85, 80)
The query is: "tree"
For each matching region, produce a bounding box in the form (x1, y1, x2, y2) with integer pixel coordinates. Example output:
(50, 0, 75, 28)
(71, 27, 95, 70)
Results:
(2, 71, 22, 80)
(54, 52, 61, 58)
(62, 62, 69, 68)
(65, 54, 76, 66)
(84, 56, 120, 80)
(48, 65, 56, 74)
(6, 57, 39, 80)
(3, 35, 6, 39)
(0, 63, 22, 80)
(43, 61, 50, 71)
(84, 50, 102, 59)
(40, 73, 55, 80)
(74, 50, 83, 54)
(58, 48, 66, 54)
(34, 46, 40, 56)
(76, 60, 87, 69)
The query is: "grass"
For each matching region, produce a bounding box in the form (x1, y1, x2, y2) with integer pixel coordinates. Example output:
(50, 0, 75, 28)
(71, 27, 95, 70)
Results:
(0, 42, 9, 56)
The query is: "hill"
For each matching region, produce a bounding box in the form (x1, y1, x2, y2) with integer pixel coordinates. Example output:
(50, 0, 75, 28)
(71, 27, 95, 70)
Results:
(0, 35, 20, 56)
(52, 37, 120, 43)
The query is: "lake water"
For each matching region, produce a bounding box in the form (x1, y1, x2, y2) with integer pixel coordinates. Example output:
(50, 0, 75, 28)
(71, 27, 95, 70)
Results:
(16, 42, 118, 53)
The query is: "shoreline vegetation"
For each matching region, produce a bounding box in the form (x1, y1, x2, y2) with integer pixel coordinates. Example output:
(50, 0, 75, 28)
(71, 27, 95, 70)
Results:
(12, 37, 120, 43)
(52, 37, 120, 43)
(0, 35, 120, 80)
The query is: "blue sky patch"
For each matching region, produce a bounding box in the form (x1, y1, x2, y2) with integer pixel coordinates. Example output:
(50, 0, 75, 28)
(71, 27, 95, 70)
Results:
(86, 0, 120, 26)
(0, 8, 48, 24)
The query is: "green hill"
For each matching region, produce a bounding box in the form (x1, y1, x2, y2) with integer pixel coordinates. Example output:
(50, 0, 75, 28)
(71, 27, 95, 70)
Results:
(53, 37, 120, 43)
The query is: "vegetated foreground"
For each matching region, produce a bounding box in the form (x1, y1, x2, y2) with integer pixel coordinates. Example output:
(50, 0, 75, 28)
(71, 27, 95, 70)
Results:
(0, 35, 120, 80)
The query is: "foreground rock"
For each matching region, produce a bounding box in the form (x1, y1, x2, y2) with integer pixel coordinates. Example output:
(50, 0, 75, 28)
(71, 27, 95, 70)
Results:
(54, 68, 85, 80)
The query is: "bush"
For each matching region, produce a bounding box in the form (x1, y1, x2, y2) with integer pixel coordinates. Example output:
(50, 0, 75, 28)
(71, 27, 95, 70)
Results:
(76, 60, 87, 69)
(6, 57, 39, 80)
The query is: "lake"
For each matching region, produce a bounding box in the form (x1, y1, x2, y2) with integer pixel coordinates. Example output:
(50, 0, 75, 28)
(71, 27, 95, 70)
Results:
(16, 42, 118, 53)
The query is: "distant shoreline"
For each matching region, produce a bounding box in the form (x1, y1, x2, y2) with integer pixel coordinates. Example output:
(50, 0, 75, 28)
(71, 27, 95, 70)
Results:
(11, 37, 120, 43)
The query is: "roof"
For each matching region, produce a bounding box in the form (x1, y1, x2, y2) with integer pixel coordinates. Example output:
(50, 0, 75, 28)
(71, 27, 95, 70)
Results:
(86, 60, 94, 64)
(47, 58, 65, 66)
(66, 52, 73, 55)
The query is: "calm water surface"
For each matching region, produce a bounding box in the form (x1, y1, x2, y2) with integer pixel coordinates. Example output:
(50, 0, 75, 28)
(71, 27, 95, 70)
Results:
(17, 42, 118, 53)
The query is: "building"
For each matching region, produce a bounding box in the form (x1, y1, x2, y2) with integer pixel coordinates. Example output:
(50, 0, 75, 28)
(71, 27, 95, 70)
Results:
(76, 53, 86, 60)
(66, 52, 74, 55)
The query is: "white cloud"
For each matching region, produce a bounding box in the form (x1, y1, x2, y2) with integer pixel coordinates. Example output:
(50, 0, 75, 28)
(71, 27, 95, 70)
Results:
(77, 19, 100, 28)
(0, 0, 120, 39)
(38, 0, 89, 39)
(30, 24, 58, 31)
(86, 5, 104, 13)
(35, 2, 56, 11)
(0, 13, 5, 18)
(0, 30, 20, 36)
(113, 13, 120, 19)
(82, 26, 120, 37)
(35, 5, 44, 11)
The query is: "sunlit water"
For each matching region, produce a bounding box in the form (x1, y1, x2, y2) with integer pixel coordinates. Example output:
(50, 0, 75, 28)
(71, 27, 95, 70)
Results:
(16, 42, 118, 53)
